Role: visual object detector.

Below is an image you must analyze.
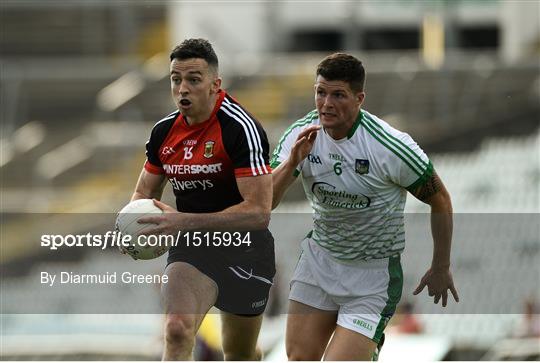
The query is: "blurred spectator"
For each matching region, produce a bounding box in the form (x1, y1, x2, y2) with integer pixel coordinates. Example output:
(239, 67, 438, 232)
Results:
(389, 301, 424, 334)
(514, 298, 540, 338)
(194, 314, 224, 361)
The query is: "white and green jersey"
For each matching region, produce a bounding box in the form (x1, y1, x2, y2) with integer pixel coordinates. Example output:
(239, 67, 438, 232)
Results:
(271, 109, 433, 261)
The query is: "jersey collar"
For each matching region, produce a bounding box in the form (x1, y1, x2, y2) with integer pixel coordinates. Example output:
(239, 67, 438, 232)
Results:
(347, 110, 363, 139)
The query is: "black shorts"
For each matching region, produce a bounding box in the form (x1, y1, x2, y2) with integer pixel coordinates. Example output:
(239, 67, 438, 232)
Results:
(166, 229, 275, 315)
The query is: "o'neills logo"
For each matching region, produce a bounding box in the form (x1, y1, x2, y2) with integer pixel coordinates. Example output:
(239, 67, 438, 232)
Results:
(252, 298, 267, 308)
(353, 319, 373, 331)
(311, 182, 370, 209)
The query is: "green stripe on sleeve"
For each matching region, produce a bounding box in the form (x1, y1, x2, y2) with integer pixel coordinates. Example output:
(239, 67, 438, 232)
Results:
(406, 161, 434, 191)
(361, 115, 426, 174)
(360, 119, 422, 177)
(363, 113, 428, 169)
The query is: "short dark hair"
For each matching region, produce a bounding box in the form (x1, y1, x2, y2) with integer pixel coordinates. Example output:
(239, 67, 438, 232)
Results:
(316, 53, 365, 92)
(169, 38, 219, 71)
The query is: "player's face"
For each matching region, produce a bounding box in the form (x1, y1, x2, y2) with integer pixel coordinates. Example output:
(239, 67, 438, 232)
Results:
(170, 58, 221, 123)
(314, 76, 364, 135)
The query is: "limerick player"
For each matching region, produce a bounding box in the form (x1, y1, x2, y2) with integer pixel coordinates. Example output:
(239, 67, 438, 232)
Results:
(271, 53, 459, 361)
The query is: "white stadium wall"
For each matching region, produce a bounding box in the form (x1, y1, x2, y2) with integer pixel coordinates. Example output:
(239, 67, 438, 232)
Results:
(500, 0, 540, 63)
(167, 1, 537, 64)
(167, 2, 268, 63)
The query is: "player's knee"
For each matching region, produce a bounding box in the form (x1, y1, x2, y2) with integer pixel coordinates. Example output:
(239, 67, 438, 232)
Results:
(223, 345, 261, 361)
(286, 342, 323, 361)
(164, 315, 196, 347)
(287, 350, 322, 361)
(223, 351, 255, 361)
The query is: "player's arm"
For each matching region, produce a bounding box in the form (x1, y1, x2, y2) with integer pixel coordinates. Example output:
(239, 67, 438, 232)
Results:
(142, 174, 272, 232)
(131, 168, 167, 201)
(135, 113, 175, 202)
(216, 173, 272, 229)
(410, 171, 453, 270)
(409, 171, 459, 307)
(117, 168, 166, 255)
(272, 125, 320, 209)
(139, 113, 276, 232)
(272, 161, 297, 210)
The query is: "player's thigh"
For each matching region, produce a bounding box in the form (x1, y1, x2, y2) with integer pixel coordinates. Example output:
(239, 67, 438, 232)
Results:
(324, 325, 377, 361)
(220, 312, 263, 356)
(162, 262, 218, 329)
(286, 300, 337, 360)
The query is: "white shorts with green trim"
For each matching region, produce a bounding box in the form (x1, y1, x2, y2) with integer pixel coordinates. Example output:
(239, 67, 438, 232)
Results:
(289, 238, 403, 344)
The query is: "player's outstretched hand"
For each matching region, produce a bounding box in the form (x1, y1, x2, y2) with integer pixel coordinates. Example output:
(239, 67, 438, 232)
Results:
(290, 125, 321, 165)
(413, 267, 459, 307)
(137, 199, 183, 236)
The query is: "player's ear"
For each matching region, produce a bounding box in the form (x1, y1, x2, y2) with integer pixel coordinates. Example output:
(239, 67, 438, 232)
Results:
(211, 77, 222, 94)
(356, 91, 365, 106)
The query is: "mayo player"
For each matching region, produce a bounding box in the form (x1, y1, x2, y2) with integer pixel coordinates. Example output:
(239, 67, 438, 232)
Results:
(125, 39, 274, 360)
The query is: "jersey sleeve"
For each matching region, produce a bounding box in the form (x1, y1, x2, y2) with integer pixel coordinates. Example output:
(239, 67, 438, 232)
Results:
(144, 112, 177, 175)
(387, 131, 433, 190)
(223, 114, 271, 178)
(270, 111, 318, 177)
